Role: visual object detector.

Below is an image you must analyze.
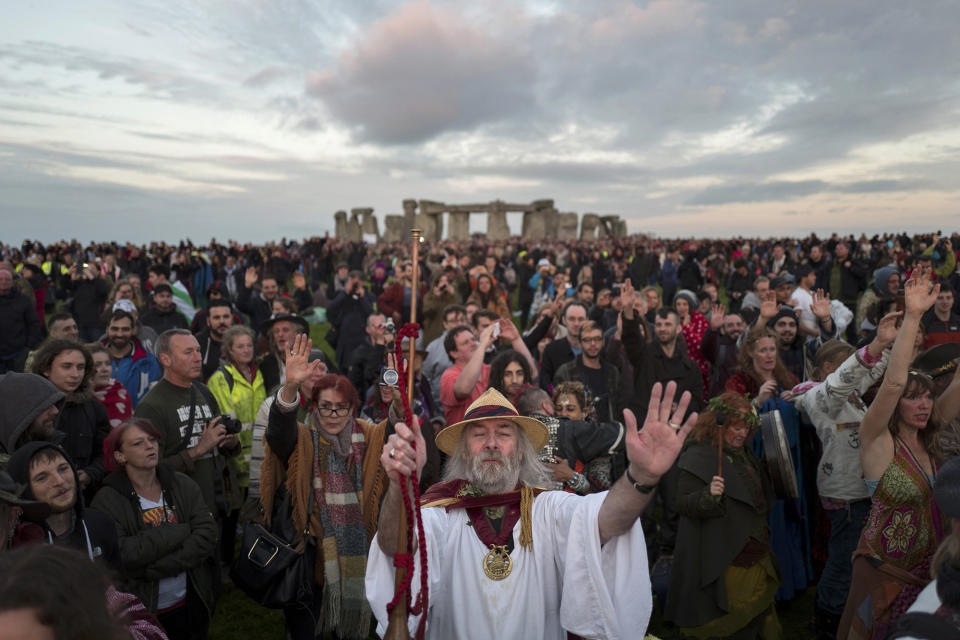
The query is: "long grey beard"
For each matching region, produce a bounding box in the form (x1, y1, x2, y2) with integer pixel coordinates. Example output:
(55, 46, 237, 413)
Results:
(466, 450, 521, 495)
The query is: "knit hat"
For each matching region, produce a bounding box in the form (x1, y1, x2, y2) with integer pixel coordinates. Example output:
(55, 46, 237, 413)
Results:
(872, 266, 899, 295)
(435, 388, 548, 455)
(767, 306, 799, 327)
(673, 289, 698, 310)
(537, 258, 551, 268)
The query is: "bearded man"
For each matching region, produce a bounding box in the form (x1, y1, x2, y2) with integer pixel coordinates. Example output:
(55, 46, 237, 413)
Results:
(367, 382, 697, 639)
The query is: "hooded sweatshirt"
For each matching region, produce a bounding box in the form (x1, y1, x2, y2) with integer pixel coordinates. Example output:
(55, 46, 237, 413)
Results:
(7, 441, 122, 576)
(0, 373, 64, 463)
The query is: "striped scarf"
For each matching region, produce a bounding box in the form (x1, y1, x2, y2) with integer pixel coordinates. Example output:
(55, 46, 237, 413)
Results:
(312, 416, 372, 639)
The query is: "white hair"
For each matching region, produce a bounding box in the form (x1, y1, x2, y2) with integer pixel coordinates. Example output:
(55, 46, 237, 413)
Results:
(441, 423, 548, 492)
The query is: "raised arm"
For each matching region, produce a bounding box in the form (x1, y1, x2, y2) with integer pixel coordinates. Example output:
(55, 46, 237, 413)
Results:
(499, 318, 539, 383)
(860, 268, 939, 480)
(811, 312, 898, 415)
(453, 322, 496, 399)
(598, 381, 697, 545)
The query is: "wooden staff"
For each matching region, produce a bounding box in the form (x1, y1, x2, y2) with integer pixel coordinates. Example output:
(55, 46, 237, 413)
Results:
(384, 228, 421, 640)
(716, 413, 724, 478)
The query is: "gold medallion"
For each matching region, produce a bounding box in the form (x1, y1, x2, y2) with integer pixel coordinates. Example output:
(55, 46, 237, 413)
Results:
(482, 544, 512, 580)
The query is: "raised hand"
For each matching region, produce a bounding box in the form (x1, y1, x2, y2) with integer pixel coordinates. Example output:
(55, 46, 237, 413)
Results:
(624, 381, 698, 484)
(875, 310, 902, 348)
(710, 303, 725, 331)
(244, 266, 259, 288)
(284, 334, 323, 387)
(498, 317, 520, 342)
(759, 290, 780, 320)
(619, 278, 637, 318)
(811, 289, 831, 320)
(381, 416, 427, 486)
(904, 267, 939, 316)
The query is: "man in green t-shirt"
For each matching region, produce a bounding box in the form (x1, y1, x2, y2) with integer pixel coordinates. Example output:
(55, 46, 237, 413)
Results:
(134, 329, 239, 521)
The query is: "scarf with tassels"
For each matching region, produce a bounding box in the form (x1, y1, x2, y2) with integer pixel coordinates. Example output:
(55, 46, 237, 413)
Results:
(312, 415, 372, 639)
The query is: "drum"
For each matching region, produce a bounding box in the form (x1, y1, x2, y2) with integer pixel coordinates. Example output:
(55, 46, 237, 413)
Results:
(759, 410, 799, 499)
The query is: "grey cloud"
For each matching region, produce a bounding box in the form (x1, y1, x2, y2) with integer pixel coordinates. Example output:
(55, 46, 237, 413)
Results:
(305, 3, 537, 144)
(243, 67, 288, 87)
(687, 178, 934, 206)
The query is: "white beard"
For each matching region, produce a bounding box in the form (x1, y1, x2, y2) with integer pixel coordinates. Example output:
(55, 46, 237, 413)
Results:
(466, 450, 521, 495)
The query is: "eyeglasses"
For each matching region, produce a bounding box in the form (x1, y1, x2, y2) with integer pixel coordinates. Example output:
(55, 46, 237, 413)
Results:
(317, 405, 352, 417)
(580, 336, 604, 344)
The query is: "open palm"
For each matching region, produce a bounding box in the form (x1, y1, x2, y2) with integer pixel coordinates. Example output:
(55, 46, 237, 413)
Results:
(624, 381, 697, 480)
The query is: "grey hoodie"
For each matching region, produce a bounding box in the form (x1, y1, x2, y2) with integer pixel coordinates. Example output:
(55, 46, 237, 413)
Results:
(0, 373, 64, 459)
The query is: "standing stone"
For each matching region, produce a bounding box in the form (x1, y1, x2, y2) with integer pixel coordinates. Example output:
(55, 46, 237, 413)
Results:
(383, 215, 406, 243)
(448, 211, 470, 240)
(580, 213, 599, 240)
(334, 210, 348, 238)
(522, 210, 547, 238)
(487, 202, 509, 241)
(557, 213, 578, 239)
(615, 218, 628, 237)
(353, 208, 378, 240)
(345, 214, 362, 243)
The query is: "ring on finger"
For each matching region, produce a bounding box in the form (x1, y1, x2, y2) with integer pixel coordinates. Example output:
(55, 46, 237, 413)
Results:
(389, 448, 396, 459)
(668, 422, 681, 431)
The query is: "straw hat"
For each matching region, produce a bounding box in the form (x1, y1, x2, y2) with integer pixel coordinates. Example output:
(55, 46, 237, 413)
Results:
(435, 388, 548, 455)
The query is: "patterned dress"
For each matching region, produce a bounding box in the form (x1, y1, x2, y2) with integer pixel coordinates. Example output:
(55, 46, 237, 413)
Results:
(680, 311, 710, 401)
(838, 441, 947, 639)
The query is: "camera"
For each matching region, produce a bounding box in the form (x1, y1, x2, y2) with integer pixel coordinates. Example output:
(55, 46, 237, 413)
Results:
(384, 318, 395, 333)
(380, 368, 399, 387)
(611, 283, 622, 294)
(219, 415, 242, 435)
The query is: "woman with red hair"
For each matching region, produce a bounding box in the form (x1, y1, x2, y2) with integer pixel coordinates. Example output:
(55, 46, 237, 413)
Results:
(92, 418, 219, 639)
(261, 335, 388, 639)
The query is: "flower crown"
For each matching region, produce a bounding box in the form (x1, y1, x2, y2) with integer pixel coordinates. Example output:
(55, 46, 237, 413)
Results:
(706, 396, 760, 427)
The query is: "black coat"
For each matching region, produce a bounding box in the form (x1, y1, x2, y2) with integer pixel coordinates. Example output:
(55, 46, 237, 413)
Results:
(92, 464, 219, 615)
(0, 288, 42, 359)
(664, 443, 776, 628)
(235, 286, 273, 335)
(539, 337, 574, 391)
(56, 394, 111, 492)
(326, 289, 375, 369)
(68, 276, 109, 329)
(553, 354, 622, 424)
(622, 316, 703, 419)
(140, 305, 189, 335)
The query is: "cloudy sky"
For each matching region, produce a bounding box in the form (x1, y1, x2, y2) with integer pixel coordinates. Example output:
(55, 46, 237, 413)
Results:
(2, 0, 959, 243)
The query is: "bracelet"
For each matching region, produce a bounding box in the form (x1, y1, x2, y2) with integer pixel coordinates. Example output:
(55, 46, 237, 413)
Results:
(566, 472, 589, 493)
(625, 468, 658, 494)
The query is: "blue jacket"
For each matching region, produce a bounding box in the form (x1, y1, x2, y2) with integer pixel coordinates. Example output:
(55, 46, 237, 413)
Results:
(104, 337, 162, 407)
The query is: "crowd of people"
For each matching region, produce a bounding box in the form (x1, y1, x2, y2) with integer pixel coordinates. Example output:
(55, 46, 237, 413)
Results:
(1, 228, 959, 639)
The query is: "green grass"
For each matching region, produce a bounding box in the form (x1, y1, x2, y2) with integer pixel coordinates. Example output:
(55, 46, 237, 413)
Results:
(210, 583, 285, 640)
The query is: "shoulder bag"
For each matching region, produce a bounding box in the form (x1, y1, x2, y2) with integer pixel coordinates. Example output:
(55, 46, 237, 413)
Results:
(230, 429, 319, 609)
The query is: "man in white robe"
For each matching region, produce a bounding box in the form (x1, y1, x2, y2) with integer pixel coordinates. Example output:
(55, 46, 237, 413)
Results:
(367, 380, 697, 640)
